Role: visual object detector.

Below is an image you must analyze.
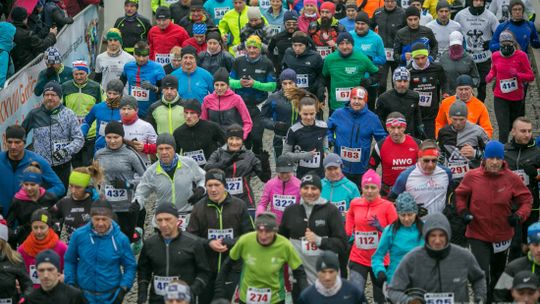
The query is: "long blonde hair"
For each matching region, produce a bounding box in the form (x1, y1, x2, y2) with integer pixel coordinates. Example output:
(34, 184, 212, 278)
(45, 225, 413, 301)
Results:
(0, 239, 23, 264)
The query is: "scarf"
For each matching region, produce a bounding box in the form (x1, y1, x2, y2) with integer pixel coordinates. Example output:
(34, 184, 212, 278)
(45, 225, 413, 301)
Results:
(121, 112, 138, 125)
(21, 229, 59, 257)
(107, 96, 121, 109)
(314, 276, 343, 297)
(207, 44, 222, 56)
(160, 154, 179, 172)
(449, 45, 464, 61)
(412, 58, 430, 71)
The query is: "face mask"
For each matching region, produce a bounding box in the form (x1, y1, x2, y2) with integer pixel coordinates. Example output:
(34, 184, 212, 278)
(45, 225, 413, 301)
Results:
(501, 44, 515, 56)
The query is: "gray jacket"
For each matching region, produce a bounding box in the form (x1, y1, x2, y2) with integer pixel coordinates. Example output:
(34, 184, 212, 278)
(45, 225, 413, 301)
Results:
(439, 51, 480, 95)
(388, 213, 486, 304)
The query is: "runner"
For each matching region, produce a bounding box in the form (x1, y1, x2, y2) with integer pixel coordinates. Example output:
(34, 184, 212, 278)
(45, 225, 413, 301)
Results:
(309, 1, 346, 58)
(120, 96, 158, 166)
(218, 0, 249, 54)
(490, 0, 539, 53)
(34, 47, 73, 96)
(393, 6, 438, 64)
(94, 28, 134, 89)
(170, 46, 214, 103)
(163, 46, 182, 74)
(297, 0, 319, 32)
(321, 153, 360, 217)
(509, 271, 540, 304)
(198, 32, 235, 75)
(148, 6, 189, 65)
(425, 1, 461, 59)
(114, 0, 152, 54)
(177, 0, 214, 37)
(267, 11, 299, 74)
(146, 75, 185, 134)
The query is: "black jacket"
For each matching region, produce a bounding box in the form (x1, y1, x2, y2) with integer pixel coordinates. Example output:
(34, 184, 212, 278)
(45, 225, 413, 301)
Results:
(281, 47, 325, 100)
(114, 14, 152, 52)
(493, 255, 540, 303)
(376, 89, 422, 137)
(173, 119, 225, 167)
(371, 6, 407, 48)
(0, 256, 32, 302)
(267, 30, 294, 75)
(407, 62, 448, 120)
(171, 3, 191, 25)
(178, 15, 215, 36)
(187, 194, 254, 273)
(25, 282, 86, 304)
(198, 50, 235, 75)
(12, 21, 56, 70)
(393, 25, 438, 63)
(505, 139, 540, 210)
(137, 230, 211, 303)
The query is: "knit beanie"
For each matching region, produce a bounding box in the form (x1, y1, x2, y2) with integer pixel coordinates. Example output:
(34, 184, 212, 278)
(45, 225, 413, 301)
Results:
(248, 6, 262, 19)
(107, 79, 125, 94)
(5, 125, 26, 141)
(284, 10, 299, 22)
(527, 222, 540, 244)
(207, 31, 222, 43)
(193, 23, 208, 35)
(11, 6, 28, 22)
(119, 95, 138, 109)
(395, 192, 418, 214)
(183, 99, 202, 114)
(292, 34, 309, 45)
(455, 74, 474, 88)
(355, 11, 370, 24)
(436, 0, 450, 11)
(106, 28, 123, 45)
(316, 251, 340, 272)
(90, 199, 114, 218)
(320, 1, 336, 14)
(191, 0, 204, 9)
(226, 124, 244, 139)
(104, 121, 125, 137)
(255, 212, 278, 231)
(411, 43, 428, 58)
(0, 216, 8, 242)
(155, 203, 178, 217)
(304, 0, 318, 6)
(43, 81, 63, 98)
(213, 67, 230, 84)
(393, 67, 410, 81)
(162, 74, 179, 89)
(300, 172, 322, 190)
(336, 32, 354, 45)
(31, 209, 52, 226)
(72, 60, 90, 74)
(405, 6, 421, 18)
(156, 133, 177, 150)
(246, 35, 263, 49)
(279, 68, 297, 83)
(206, 169, 227, 186)
(361, 169, 381, 188)
(181, 45, 198, 58)
(36, 249, 61, 271)
(44, 47, 61, 65)
(449, 100, 468, 117)
(484, 141, 504, 160)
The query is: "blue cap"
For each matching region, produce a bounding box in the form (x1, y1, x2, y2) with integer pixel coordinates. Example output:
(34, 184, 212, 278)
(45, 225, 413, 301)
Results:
(528, 222, 540, 244)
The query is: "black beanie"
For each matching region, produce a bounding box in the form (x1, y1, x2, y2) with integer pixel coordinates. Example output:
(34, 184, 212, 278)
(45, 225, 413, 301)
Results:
(436, 0, 450, 11)
(31, 209, 52, 226)
(155, 203, 178, 217)
(206, 169, 227, 186)
(11, 6, 28, 22)
(355, 11, 370, 24)
(291, 34, 309, 45)
(162, 75, 179, 89)
(300, 172, 322, 191)
(36, 250, 61, 271)
(183, 99, 202, 114)
(6, 125, 26, 141)
(206, 31, 222, 43)
(213, 67, 230, 85)
(104, 121, 125, 137)
(43, 81, 63, 98)
(406, 6, 421, 18)
(226, 124, 244, 139)
(156, 133, 177, 150)
(411, 42, 427, 52)
(90, 199, 114, 218)
(181, 45, 197, 58)
(316, 251, 340, 272)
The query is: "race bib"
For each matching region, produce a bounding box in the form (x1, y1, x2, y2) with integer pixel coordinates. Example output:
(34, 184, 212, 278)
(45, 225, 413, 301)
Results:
(0, 299, 12, 304)
(272, 194, 296, 211)
(471, 50, 491, 63)
(296, 74, 309, 88)
(246, 287, 272, 304)
(299, 152, 321, 168)
(214, 7, 229, 20)
(154, 276, 179, 296)
(184, 149, 206, 165)
(208, 228, 234, 240)
(333, 200, 346, 213)
(385, 48, 394, 61)
(98, 120, 108, 137)
(268, 25, 281, 36)
(29, 265, 40, 284)
(335, 87, 352, 102)
(448, 162, 470, 179)
(52, 140, 69, 153)
(513, 169, 530, 186)
(155, 53, 170, 65)
(301, 237, 321, 256)
(500, 77, 518, 93)
(425, 293, 454, 304)
(104, 185, 128, 202)
(131, 86, 150, 101)
(493, 239, 511, 254)
(316, 46, 332, 59)
(178, 213, 190, 231)
(418, 92, 433, 107)
(340, 146, 361, 163)
(354, 231, 379, 250)
(226, 177, 243, 195)
(259, 0, 270, 8)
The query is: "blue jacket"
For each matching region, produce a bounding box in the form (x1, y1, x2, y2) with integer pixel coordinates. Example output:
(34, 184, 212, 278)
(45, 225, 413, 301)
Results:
(64, 221, 136, 303)
(81, 102, 121, 152)
(0, 22, 15, 88)
(171, 66, 214, 103)
(490, 19, 540, 52)
(339, 17, 356, 32)
(350, 29, 387, 66)
(122, 60, 165, 117)
(327, 106, 387, 175)
(321, 177, 360, 214)
(371, 223, 424, 284)
(204, 0, 234, 24)
(262, 7, 286, 35)
(0, 150, 65, 216)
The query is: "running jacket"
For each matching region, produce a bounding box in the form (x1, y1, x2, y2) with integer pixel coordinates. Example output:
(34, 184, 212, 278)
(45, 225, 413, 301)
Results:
(321, 177, 361, 215)
(81, 102, 121, 152)
(230, 55, 277, 106)
(202, 88, 253, 139)
(393, 25, 438, 63)
(261, 90, 298, 136)
(122, 60, 166, 117)
(281, 47, 324, 98)
(173, 119, 226, 167)
(171, 66, 214, 102)
(114, 14, 152, 53)
(327, 106, 387, 175)
(485, 49, 535, 102)
(435, 95, 493, 138)
(371, 6, 406, 49)
(349, 29, 387, 66)
(504, 139, 540, 211)
(256, 175, 301, 223)
(146, 97, 185, 135)
(218, 6, 249, 53)
(376, 89, 423, 137)
(490, 19, 540, 52)
(147, 23, 189, 63)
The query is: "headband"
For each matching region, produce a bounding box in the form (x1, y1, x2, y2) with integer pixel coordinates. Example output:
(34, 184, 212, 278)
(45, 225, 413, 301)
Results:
(22, 172, 43, 184)
(412, 49, 429, 58)
(418, 148, 440, 158)
(69, 171, 92, 188)
(386, 117, 407, 128)
(134, 48, 149, 56)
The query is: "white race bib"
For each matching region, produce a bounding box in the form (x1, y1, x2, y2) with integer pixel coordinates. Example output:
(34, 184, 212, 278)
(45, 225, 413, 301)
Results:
(500, 77, 518, 93)
(425, 293, 454, 304)
(226, 177, 243, 195)
(29, 265, 40, 284)
(317, 46, 332, 59)
(340, 146, 361, 163)
(471, 50, 491, 63)
(333, 200, 346, 213)
(208, 228, 234, 240)
(104, 185, 128, 202)
(268, 25, 281, 36)
(296, 74, 309, 88)
(354, 231, 379, 249)
(513, 169, 530, 186)
(178, 213, 190, 231)
(272, 194, 296, 211)
(0, 299, 12, 304)
(493, 239, 511, 254)
(98, 120, 108, 137)
(246, 287, 272, 304)
(299, 152, 321, 168)
(184, 149, 206, 165)
(52, 140, 69, 153)
(384, 48, 394, 61)
(154, 276, 179, 296)
(214, 7, 229, 20)
(418, 92, 433, 107)
(131, 86, 150, 101)
(335, 87, 352, 102)
(155, 53, 171, 65)
(301, 237, 321, 256)
(448, 162, 470, 179)
(259, 0, 270, 8)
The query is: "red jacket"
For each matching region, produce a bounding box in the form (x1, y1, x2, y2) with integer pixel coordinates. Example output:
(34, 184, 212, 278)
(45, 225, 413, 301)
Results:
(182, 37, 207, 54)
(345, 196, 397, 267)
(148, 23, 189, 61)
(485, 50, 534, 101)
(455, 161, 532, 243)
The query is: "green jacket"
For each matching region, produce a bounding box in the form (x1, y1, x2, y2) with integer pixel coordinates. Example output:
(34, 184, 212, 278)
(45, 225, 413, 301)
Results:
(62, 79, 104, 138)
(147, 96, 185, 134)
(218, 6, 249, 54)
(322, 50, 378, 110)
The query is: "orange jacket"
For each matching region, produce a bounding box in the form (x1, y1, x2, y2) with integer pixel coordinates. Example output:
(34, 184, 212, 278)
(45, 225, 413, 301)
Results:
(357, 0, 384, 17)
(435, 95, 493, 139)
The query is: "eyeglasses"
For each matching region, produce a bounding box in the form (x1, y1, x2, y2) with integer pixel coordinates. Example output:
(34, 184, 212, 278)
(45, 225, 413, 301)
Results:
(421, 158, 438, 164)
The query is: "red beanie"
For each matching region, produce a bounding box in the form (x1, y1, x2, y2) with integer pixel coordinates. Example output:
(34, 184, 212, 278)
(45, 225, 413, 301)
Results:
(320, 1, 336, 14)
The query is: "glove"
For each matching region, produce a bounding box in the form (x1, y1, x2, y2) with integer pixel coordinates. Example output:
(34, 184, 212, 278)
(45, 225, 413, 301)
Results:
(360, 77, 372, 88)
(461, 210, 474, 224)
(114, 288, 127, 304)
(258, 151, 272, 182)
(52, 222, 62, 235)
(368, 215, 383, 232)
(224, 152, 240, 167)
(274, 121, 289, 136)
(140, 80, 158, 92)
(110, 178, 127, 189)
(129, 201, 141, 213)
(376, 272, 387, 286)
(508, 213, 521, 227)
(52, 148, 69, 163)
(482, 41, 490, 51)
(45, 66, 56, 79)
(188, 186, 206, 205)
(418, 205, 428, 217)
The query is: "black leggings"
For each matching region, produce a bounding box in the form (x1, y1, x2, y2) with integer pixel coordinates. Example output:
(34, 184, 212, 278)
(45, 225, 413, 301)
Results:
(198, 271, 240, 304)
(493, 97, 525, 143)
(469, 238, 508, 303)
(115, 210, 138, 242)
(349, 261, 385, 304)
(52, 161, 72, 190)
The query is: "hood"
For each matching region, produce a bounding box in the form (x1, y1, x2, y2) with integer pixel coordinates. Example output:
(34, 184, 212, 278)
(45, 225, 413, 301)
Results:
(0, 22, 16, 52)
(322, 176, 349, 187)
(422, 213, 451, 244)
(14, 187, 46, 201)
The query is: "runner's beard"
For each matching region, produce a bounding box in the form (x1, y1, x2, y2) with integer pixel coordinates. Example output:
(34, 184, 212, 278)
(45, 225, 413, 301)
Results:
(320, 17, 332, 30)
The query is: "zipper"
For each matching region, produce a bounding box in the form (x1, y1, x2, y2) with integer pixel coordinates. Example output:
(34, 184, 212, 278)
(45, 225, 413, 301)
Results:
(165, 242, 170, 275)
(208, 203, 224, 272)
(168, 103, 173, 134)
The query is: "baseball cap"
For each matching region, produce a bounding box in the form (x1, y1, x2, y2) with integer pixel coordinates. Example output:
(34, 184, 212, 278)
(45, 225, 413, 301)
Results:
(323, 153, 343, 168)
(512, 271, 540, 290)
(276, 155, 295, 173)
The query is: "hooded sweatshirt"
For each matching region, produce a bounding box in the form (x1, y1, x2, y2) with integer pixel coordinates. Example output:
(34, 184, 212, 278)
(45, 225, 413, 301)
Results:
(321, 176, 361, 215)
(256, 175, 302, 223)
(202, 88, 253, 139)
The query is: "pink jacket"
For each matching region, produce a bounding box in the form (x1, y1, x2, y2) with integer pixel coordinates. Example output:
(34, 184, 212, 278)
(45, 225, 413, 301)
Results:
(201, 88, 253, 139)
(298, 14, 319, 33)
(255, 175, 301, 224)
(485, 50, 534, 101)
(345, 196, 397, 267)
(18, 241, 68, 287)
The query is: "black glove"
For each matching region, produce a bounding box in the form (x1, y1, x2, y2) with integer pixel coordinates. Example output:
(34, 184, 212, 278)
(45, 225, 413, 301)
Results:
(274, 121, 289, 136)
(140, 80, 158, 92)
(360, 77, 373, 88)
(482, 41, 490, 50)
(418, 206, 428, 218)
(461, 210, 474, 224)
(188, 186, 206, 205)
(52, 148, 69, 163)
(190, 280, 204, 296)
(110, 178, 127, 189)
(224, 152, 240, 167)
(258, 151, 272, 182)
(508, 213, 521, 227)
(45, 66, 56, 79)
(376, 272, 387, 286)
(114, 288, 127, 304)
(129, 201, 141, 213)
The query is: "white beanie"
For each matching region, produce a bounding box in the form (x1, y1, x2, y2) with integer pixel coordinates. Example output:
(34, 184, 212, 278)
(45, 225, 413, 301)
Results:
(0, 216, 7, 242)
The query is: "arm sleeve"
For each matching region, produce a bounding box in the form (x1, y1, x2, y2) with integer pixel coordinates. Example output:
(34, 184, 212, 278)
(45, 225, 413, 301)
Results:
(63, 235, 79, 285)
(119, 237, 137, 289)
(371, 225, 392, 277)
(252, 80, 277, 92)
